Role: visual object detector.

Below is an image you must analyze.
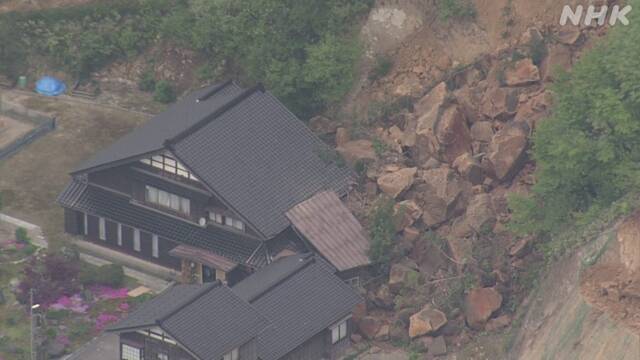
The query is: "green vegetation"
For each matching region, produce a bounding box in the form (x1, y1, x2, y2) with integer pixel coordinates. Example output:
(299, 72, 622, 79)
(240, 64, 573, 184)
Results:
(79, 263, 125, 287)
(153, 80, 176, 104)
(369, 55, 393, 81)
(437, 0, 477, 21)
(509, 0, 640, 237)
(0, 0, 371, 115)
(368, 196, 396, 264)
(137, 68, 156, 92)
(14, 227, 30, 244)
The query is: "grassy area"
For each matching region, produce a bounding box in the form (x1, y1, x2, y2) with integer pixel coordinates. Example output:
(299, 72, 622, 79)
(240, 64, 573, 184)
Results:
(0, 91, 148, 250)
(0, 262, 30, 359)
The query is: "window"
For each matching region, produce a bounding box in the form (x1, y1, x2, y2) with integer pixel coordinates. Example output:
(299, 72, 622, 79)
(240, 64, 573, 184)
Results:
(140, 153, 199, 182)
(209, 212, 223, 224)
(331, 319, 348, 344)
(157, 353, 168, 360)
(345, 277, 360, 289)
(152, 235, 159, 258)
(99, 217, 106, 241)
(145, 186, 191, 216)
(121, 344, 142, 360)
(83, 213, 88, 236)
(222, 348, 239, 360)
(133, 229, 141, 252)
(117, 224, 123, 246)
(232, 219, 245, 231)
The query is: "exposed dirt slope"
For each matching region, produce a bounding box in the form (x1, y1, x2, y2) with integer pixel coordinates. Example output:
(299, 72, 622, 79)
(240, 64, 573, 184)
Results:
(512, 227, 640, 360)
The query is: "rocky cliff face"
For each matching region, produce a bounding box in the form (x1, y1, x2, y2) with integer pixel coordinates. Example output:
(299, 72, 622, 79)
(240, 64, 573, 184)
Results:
(333, 0, 638, 357)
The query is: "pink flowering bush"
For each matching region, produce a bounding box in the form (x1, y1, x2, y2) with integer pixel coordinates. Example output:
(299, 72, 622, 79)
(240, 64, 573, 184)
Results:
(91, 286, 129, 300)
(95, 313, 119, 331)
(50, 294, 88, 314)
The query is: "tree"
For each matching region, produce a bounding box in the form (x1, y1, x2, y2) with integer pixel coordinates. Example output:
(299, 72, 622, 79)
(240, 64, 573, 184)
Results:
(17, 253, 80, 306)
(509, 0, 640, 235)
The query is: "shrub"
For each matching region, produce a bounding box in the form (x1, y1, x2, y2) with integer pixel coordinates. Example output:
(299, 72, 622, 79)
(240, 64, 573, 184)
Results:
(137, 69, 156, 92)
(527, 36, 548, 66)
(153, 80, 176, 103)
(15, 227, 30, 244)
(437, 0, 477, 21)
(80, 264, 125, 288)
(17, 253, 81, 306)
(369, 55, 393, 81)
(368, 197, 396, 264)
(510, 0, 640, 236)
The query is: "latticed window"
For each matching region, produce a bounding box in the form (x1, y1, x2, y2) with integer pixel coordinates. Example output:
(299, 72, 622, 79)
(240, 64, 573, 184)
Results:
(141, 154, 199, 181)
(121, 344, 142, 360)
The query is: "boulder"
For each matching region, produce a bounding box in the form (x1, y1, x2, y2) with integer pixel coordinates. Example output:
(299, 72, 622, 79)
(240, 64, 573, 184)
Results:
(485, 314, 512, 332)
(429, 336, 448, 356)
(556, 27, 581, 45)
(358, 316, 382, 340)
(389, 263, 419, 293)
(487, 122, 529, 182)
(416, 104, 472, 164)
(465, 287, 503, 329)
(375, 324, 390, 341)
(403, 227, 421, 243)
(542, 44, 572, 82)
(409, 306, 448, 338)
(470, 121, 494, 143)
(504, 59, 540, 86)
(481, 86, 518, 120)
(617, 210, 640, 274)
(509, 236, 533, 258)
(418, 168, 469, 227)
(337, 140, 377, 165)
(453, 153, 484, 185)
(308, 115, 338, 135)
(514, 91, 551, 130)
(373, 285, 395, 310)
(335, 127, 351, 147)
(451, 193, 496, 238)
(393, 200, 423, 231)
(378, 167, 417, 198)
(415, 82, 448, 116)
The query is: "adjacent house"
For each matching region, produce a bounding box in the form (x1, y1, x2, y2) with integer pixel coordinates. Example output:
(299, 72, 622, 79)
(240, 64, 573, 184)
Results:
(107, 254, 363, 360)
(57, 80, 371, 285)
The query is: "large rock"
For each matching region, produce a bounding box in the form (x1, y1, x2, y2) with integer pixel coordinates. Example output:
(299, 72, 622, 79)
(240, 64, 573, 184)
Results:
(358, 316, 382, 340)
(465, 287, 503, 329)
(335, 127, 350, 147)
(453, 153, 484, 185)
(451, 193, 496, 238)
(337, 140, 377, 165)
(542, 44, 572, 82)
(504, 59, 540, 86)
(514, 91, 551, 130)
(487, 122, 529, 182)
(372, 284, 395, 310)
(378, 167, 417, 198)
(429, 336, 448, 356)
(418, 168, 469, 227)
(393, 200, 423, 231)
(481, 86, 518, 120)
(409, 306, 447, 338)
(556, 27, 581, 45)
(388, 263, 419, 293)
(617, 210, 640, 274)
(308, 115, 338, 135)
(470, 121, 494, 143)
(415, 82, 472, 163)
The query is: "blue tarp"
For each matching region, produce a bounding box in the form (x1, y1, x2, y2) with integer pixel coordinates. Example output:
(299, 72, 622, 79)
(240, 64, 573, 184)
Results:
(35, 76, 66, 96)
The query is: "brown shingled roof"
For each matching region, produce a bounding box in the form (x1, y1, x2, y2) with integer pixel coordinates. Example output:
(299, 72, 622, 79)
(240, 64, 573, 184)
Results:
(286, 191, 370, 271)
(169, 244, 238, 272)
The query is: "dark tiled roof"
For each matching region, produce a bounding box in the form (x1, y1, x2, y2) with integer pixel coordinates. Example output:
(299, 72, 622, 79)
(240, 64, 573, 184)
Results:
(161, 284, 268, 360)
(286, 191, 370, 271)
(68, 79, 353, 244)
(73, 81, 244, 174)
(234, 255, 363, 360)
(107, 284, 205, 331)
(57, 179, 266, 267)
(108, 283, 268, 360)
(110, 255, 361, 360)
(169, 88, 353, 238)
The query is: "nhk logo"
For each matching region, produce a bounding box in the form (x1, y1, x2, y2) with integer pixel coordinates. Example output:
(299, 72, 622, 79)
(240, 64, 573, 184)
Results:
(560, 5, 632, 26)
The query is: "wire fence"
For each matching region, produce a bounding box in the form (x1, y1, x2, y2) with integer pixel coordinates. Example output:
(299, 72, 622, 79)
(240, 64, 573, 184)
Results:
(0, 96, 56, 161)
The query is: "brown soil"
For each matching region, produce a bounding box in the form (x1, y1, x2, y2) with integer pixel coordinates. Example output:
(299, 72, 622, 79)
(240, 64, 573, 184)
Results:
(581, 264, 640, 335)
(0, 115, 34, 148)
(0, 90, 148, 249)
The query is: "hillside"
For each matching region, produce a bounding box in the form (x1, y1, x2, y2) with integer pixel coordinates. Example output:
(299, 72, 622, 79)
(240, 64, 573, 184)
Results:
(1, 0, 639, 358)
